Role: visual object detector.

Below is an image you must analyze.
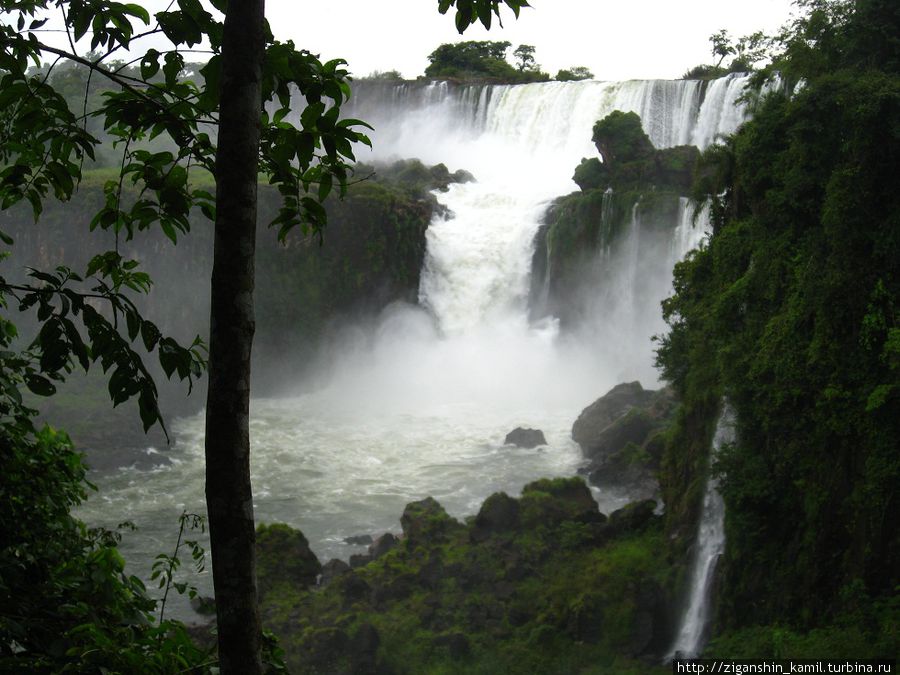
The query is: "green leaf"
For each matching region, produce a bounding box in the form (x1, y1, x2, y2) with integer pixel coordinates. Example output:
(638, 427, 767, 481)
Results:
(123, 3, 151, 24)
(25, 374, 56, 397)
(140, 49, 161, 80)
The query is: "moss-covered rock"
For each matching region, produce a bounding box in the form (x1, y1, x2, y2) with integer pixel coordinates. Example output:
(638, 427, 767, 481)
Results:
(400, 496, 463, 545)
(529, 111, 700, 328)
(256, 523, 321, 600)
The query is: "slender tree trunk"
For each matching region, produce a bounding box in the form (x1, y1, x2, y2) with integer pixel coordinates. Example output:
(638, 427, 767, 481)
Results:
(205, 1, 265, 672)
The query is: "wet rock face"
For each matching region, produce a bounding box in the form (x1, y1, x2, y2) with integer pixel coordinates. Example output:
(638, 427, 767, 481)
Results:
(572, 382, 656, 458)
(504, 427, 547, 448)
(572, 383, 677, 501)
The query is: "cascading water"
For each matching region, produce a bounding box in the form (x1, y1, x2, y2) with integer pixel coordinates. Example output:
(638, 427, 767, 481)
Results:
(667, 405, 735, 659)
(76, 76, 752, 617)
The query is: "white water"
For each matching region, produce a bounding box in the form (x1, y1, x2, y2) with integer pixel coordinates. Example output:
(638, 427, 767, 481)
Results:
(77, 77, 751, 616)
(667, 405, 735, 659)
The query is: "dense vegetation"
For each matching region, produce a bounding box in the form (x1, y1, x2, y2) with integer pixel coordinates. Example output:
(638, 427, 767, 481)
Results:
(258, 479, 671, 675)
(657, 0, 899, 653)
(424, 40, 550, 83)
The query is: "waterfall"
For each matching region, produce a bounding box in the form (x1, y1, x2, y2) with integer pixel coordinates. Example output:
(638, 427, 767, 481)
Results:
(347, 76, 748, 357)
(667, 405, 735, 659)
(77, 77, 757, 619)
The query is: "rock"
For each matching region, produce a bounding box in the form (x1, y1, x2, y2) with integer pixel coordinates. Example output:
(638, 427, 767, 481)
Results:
(572, 382, 655, 457)
(587, 439, 661, 500)
(573, 384, 678, 500)
(368, 532, 398, 559)
(400, 496, 461, 544)
(190, 595, 216, 616)
(504, 427, 547, 448)
(584, 408, 657, 461)
(520, 477, 602, 528)
(452, 168, 475, 184)
(255, 523, 321, 597)
(320, 558, 351, 585)
(471, 492, 520, 542)
(344, 534, 373, 546)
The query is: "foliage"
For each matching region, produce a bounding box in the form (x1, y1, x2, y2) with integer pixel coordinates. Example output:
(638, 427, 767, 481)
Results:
(681, 28, 772, 79)
(436, 0, 531, 34)
(556, 66, 594, 81)
(513, 43, 537, 71)
(258, 482, 673, 674)
(424, 40, 549, 82)
(0, 346, 209, 671)
(656, 0, 900, 635)
(361, 69, 404, 81)
(591, 111, 655, 165)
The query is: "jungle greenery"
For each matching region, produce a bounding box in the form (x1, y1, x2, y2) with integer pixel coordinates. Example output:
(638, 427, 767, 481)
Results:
(657, 0, 899, 651)
(258, 479, 672, 675)
(556, 66, 594, 81)
(424, 40, 550, 83)
(682, 28, 771, 80)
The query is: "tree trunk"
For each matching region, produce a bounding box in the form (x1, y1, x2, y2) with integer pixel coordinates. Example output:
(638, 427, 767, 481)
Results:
(205, 1, 265, 673)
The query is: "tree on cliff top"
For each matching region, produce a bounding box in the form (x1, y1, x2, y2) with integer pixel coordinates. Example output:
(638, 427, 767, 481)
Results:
(425, 39, 549, 82)
(1, 0, 531, 671)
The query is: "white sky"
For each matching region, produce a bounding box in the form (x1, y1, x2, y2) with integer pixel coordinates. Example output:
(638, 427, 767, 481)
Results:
(29, 0, 799, 81)
(266, 0, 799, 81)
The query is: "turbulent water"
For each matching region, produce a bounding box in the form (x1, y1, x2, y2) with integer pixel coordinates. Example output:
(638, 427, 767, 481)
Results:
(77, 75, 752, 616)
(667, 405, 735, 658)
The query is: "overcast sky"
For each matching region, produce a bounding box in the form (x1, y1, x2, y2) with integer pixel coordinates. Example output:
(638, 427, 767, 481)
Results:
(30, 0, 799, 81)
(266, 0, 799, 81)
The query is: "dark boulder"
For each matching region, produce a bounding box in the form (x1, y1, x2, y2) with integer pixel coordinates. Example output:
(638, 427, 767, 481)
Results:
(344, 534, 373, 546)
(471, 491, 520, 542)
(190, 595, 216, 616)
(574, 384, 677, 500)
(368, 532, 399, 559)
(504, 427, 547, 448)
(572, 382, 655, 457)
(320, 558, 351, 585)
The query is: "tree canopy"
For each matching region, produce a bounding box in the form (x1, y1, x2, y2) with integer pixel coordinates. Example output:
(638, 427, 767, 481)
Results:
(425, 40, 549, 82)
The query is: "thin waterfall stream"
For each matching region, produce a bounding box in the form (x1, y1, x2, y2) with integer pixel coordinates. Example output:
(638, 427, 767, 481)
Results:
(667, 405, 735, 658)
